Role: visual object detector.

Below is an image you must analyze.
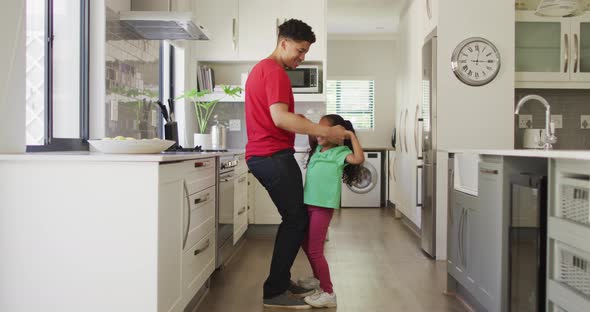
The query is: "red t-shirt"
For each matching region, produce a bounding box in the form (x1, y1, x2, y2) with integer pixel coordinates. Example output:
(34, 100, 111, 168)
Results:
(245, 59, 295, 160)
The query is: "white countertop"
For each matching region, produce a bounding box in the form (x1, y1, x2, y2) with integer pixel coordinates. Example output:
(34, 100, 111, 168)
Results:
(0, 150, 245, 162)
(444, 149, 590, 160)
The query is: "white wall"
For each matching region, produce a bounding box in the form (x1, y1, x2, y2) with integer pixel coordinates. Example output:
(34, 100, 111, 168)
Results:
(327, 39, 397, 149)
(436, 0, 514, 150)
(0, 1, 25, 153)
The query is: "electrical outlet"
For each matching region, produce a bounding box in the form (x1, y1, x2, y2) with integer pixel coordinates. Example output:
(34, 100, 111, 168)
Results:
(518, 114, 533, 129)
(581, 115, 590, 129)
(229, 119, 241, 131)
(551, 114, 563, 129)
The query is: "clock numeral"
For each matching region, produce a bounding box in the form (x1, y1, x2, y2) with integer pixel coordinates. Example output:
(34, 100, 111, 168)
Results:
(462, 53, 468, 57)
(467, 47, 473, 53)
(482, 71, 487, 76)
(486, 66, 493, 70)
(487, 60, 494, 64)
(474, 45, 479, 52)
(475, 72, 480, 79)
(460, 60, 467, 64)
(462, 65, 468, 71)
(468, 70, 473, 76)
(486, 53, 492, 57)
(482, 47, 487, 53)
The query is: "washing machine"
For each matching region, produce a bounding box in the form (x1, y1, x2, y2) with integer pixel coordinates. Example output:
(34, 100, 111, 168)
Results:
(341, 151, 381, 207)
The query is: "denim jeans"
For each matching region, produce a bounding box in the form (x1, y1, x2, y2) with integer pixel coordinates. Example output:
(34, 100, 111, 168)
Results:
(247, 149, 308, 299)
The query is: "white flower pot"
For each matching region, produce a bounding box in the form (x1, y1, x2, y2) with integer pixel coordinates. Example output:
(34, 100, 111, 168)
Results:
(194, 133, 212, 150)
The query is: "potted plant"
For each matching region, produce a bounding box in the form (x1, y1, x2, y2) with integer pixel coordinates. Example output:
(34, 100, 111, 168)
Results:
(176, 85, 243, 149)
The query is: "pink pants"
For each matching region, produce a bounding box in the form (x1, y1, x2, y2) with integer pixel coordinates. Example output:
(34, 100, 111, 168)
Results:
(301, 205, 334, 294)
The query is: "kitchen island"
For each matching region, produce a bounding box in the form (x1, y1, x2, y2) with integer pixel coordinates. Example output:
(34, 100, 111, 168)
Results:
(0, 151, 243, 312)
(441, 149, 590, 312)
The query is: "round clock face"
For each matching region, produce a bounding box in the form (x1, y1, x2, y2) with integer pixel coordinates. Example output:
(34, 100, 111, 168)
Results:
(451, 37, 501, 86)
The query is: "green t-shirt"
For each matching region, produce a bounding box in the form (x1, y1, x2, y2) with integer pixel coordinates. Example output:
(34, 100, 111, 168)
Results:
(304, 145, 352, 209)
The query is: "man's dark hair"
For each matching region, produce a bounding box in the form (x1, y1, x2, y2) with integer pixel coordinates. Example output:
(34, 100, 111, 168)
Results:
(278, 19, 316, 44)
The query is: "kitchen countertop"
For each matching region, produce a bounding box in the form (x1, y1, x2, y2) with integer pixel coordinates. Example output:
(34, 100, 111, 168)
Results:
(444, 149, 590, 160)
(0, 150, 245, 162)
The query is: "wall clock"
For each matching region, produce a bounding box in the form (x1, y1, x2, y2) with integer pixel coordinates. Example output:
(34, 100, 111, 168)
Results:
(451, 37, 501, 86)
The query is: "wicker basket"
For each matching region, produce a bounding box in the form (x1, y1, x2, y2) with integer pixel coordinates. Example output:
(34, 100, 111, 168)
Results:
(558, 177, 590, 226)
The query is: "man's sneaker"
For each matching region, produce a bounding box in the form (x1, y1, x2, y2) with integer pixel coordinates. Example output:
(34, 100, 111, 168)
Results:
(288, 280, 316, 297)
(296, 276, 320, 290)
(304, 290, 337, 308)
(263, 292, 311, 309)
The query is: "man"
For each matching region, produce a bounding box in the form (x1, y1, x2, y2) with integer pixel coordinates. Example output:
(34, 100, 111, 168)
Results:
(245, 19, 347, 309)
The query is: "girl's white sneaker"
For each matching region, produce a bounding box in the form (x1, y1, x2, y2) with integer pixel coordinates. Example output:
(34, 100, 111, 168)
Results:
(297, 276, 320, 290)
(304, 291, 337, 308)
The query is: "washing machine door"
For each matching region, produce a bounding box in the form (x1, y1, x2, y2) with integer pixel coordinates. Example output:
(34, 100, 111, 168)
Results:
(346, 161, 378, 194)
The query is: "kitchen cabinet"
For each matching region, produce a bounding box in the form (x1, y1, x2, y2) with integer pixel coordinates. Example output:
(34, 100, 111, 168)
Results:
(193, 0, 239, 61)
(251, 174, 282, 224)
(516, 11, 590, 88)
(0, 156, 217, 312)
(233, 155, 248, 243)
(195, 0, 326, 62)
(387, 150, 398, 207)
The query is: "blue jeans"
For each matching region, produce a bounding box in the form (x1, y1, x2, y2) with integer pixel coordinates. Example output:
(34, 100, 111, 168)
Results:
(247, 149, 308, 299)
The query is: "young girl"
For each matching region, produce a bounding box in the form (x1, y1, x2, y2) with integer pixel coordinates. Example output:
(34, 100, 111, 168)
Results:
(300, 114, 365, 308)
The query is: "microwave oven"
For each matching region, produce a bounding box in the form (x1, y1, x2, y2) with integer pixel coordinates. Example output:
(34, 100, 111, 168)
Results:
(285, 65, 320, 93)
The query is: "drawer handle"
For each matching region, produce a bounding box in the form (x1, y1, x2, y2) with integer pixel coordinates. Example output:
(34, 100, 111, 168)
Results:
(238, 206, 246, 215)
(480, 168, 498, 175)
(194, 239, 210, 256)
(194, 161, 209, 168)
(194, 194, 210, 205)
(182, 181, 191, 249)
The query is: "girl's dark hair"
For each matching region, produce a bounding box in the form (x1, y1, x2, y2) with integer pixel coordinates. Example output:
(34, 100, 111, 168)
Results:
(306, 114, 363, 186)
(278, 19, 316, 44)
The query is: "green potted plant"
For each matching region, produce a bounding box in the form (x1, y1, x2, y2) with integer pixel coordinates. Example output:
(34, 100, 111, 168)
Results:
(176, 85, 243, 149)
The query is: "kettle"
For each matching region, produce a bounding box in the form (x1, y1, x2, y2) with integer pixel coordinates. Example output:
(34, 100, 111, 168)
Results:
(210, 115, 227, 150)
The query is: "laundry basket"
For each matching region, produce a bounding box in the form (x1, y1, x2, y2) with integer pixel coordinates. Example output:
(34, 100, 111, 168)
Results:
(555, 241, 590, 297)
(557, 177, 590, 226)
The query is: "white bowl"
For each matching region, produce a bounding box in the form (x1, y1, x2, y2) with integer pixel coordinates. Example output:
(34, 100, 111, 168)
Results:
(88, 139, 175, 154)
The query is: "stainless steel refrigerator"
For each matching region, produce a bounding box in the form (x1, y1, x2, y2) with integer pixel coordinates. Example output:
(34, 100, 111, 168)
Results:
(420, 32, 437, 257)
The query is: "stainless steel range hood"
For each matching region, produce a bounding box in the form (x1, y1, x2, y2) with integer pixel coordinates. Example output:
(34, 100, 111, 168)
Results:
(119, 11, 211, 40)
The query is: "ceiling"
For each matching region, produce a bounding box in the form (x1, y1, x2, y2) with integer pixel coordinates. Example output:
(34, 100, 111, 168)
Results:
(327, 0, 407, 37)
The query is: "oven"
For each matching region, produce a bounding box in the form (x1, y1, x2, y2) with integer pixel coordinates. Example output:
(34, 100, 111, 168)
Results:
(216, 154, 240, 268)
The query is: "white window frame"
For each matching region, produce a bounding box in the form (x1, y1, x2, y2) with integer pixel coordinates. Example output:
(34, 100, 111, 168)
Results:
(326, 76, 375, 131)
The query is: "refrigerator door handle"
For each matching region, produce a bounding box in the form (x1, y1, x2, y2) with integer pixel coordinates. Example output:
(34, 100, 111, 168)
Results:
(416, 165, 423, 207)
(414, 104, 423, 160)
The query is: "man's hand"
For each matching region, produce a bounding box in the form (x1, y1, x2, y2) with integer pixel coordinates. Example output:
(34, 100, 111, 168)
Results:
(325, 125, 347, 145)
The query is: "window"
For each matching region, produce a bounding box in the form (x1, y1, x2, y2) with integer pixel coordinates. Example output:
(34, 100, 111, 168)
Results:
(326, 79, 375, 130)
(25, 0, 89, 151)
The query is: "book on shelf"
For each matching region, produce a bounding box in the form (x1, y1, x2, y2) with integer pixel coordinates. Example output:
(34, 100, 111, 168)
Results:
(197, 65, 215, 92)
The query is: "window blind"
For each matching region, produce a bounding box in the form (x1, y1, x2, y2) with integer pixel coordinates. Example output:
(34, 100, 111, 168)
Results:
(326, 80, 375, 130)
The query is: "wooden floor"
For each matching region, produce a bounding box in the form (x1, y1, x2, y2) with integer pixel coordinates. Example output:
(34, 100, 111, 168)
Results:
(196, 208, 467, 312)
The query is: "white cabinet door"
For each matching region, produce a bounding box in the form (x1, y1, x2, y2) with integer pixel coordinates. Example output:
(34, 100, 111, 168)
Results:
(233, 172, 249, 243)
(281, 0, 326, 62)
(515, 12, 569, 83)
(158, 175, 184, 312)
(252, 176, 282, 224)
(194, 0, 239, 61)
(238, 0, 282, 61)
(569, 19, 590, 82)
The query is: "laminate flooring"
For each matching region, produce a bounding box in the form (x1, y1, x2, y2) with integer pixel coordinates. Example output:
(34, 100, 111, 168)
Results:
(196, 208, 467, 312)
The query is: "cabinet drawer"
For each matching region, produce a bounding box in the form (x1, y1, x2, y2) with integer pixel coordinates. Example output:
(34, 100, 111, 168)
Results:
(556, 176, 590, 229)
(184, 186, 215, 250)
(553, 240, 590, 298)
(183, 231, 215, 298)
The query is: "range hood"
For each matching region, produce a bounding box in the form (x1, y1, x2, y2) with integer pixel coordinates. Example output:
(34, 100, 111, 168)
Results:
(119, 11, 211, 40)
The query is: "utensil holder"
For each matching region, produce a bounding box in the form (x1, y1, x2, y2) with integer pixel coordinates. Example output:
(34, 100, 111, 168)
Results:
(164, 122, 179, 148)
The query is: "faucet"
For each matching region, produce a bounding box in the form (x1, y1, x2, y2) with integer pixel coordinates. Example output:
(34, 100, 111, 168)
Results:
(515, 95, 557, 150)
